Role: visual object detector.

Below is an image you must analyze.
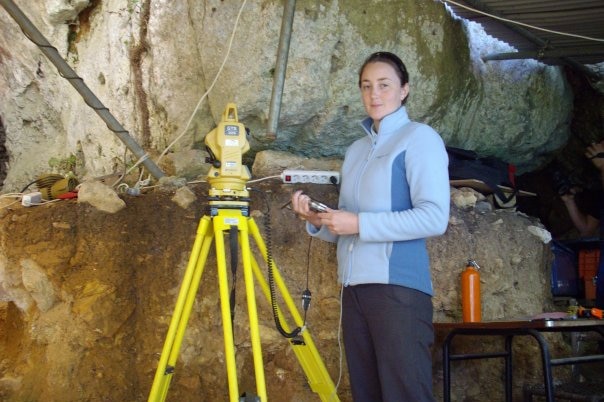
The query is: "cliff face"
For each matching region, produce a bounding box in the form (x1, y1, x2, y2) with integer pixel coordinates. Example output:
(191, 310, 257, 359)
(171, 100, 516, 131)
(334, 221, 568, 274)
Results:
(0, 0, 573, 192)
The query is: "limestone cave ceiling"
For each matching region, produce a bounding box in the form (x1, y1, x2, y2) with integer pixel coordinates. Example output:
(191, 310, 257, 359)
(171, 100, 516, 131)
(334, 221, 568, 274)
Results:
(442, 0, 604, 79)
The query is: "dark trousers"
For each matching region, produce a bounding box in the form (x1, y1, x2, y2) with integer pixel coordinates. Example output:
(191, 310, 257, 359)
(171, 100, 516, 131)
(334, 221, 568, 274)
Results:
(342, 284, 435, 402)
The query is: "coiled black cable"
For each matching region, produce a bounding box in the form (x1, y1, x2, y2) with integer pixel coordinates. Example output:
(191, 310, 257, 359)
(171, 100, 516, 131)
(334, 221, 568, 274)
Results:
(250, 187, 303, 339)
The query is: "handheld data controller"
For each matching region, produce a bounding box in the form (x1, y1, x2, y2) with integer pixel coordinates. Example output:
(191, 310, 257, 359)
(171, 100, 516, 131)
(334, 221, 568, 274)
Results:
(308, 198, 329, 213)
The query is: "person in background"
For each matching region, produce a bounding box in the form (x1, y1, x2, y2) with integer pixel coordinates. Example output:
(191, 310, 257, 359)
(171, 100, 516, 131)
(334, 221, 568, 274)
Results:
(584, 140, 604, 309)
(560, 141, 604, 309)
(560, 185, 599, 238)
(290, 51, 450, 402)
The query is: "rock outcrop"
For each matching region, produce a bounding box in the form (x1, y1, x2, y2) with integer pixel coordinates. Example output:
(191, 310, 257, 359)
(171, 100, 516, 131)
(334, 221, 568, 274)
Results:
(0, 0, 573, 193)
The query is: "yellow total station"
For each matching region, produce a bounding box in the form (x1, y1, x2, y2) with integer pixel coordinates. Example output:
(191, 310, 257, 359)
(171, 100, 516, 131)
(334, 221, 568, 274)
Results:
(204, 103, 251, 201)
(148, 102, 339, 402)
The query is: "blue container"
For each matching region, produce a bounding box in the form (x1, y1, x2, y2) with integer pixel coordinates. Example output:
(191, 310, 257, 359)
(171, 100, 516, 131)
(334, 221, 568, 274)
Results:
(550, 241, 579, 297)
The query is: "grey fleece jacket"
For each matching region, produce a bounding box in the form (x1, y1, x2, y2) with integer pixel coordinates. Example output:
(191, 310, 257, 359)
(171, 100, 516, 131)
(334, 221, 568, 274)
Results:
(307, 106, 450, 295)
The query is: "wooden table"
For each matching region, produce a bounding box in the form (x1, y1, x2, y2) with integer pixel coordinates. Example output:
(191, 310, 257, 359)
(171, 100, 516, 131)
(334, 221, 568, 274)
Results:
(434, 319, 604, 402)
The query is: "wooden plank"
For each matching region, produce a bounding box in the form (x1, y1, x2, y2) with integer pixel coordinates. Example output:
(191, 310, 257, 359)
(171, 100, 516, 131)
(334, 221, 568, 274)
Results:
(450, 179, 536, 197)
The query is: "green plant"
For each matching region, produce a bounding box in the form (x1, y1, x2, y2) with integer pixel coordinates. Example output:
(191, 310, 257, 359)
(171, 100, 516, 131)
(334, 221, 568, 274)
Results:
(48, 154, 78, 173)
(128, 0, 140, 13)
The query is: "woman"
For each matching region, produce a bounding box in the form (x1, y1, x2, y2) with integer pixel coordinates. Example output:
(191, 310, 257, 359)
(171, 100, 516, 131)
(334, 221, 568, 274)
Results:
(291, 51, 450, 401)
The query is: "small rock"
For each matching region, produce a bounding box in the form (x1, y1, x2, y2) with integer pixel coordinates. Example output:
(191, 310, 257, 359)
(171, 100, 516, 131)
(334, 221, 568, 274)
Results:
(77, 181, 126, 214)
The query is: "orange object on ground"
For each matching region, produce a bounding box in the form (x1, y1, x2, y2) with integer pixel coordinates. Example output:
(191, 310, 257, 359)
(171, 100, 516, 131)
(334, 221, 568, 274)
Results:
(577, 306, 603, 319)
(578, 249, 599, 278)
(462, 260, 481, 323)
(578, 249, 599, 301)
(584, 277, 597, 300)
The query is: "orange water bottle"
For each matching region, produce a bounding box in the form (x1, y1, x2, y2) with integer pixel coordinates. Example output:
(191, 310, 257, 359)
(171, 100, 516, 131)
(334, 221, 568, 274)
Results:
(462, 260, 481, 322)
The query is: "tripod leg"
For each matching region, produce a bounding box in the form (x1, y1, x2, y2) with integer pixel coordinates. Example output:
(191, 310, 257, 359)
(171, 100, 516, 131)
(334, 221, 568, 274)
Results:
(247, 217, 340, 402)
(239, 221, 267, 401)
(212, 216, 241, 402)
(212, 211, 268, 402)
(148, 216, 214, 402)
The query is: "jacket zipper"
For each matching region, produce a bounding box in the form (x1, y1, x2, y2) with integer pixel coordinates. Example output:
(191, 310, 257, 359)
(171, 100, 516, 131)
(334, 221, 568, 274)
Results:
(344, 137, 376, 286)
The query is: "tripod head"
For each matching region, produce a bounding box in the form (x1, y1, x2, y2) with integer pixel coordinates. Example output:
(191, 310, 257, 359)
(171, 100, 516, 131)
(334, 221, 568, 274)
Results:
(205, 103, 252, 213)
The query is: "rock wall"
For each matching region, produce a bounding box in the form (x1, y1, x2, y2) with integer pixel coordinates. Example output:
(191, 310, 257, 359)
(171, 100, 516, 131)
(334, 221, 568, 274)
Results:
(0, 0, 573, 193)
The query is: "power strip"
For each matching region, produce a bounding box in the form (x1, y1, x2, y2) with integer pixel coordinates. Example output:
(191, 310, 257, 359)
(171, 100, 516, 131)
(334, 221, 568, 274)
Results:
(281, 169, 340, 184)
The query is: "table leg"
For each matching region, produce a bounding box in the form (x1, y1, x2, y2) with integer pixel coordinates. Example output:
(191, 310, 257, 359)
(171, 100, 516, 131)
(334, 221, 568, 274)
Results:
(527, 329, 554, 402)
(504, 335, 513, 402)
(442, 331, 455, 402)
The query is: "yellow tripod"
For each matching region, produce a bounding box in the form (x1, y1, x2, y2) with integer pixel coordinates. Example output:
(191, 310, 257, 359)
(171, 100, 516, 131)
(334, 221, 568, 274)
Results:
(147, 205, 339, 401)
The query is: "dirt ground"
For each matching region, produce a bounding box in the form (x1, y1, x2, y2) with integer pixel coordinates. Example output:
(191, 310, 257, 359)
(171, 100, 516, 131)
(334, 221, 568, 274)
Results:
(0, 180, 598, 401)
(0, 182, 347, 402)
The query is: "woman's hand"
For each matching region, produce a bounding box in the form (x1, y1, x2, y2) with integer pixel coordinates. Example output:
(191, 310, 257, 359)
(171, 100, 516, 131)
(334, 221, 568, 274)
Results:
(586, 141, 604, 172)
(560, 187, 578, 204)
(291, 190, 323, 227)
(291, 190, 359, 235)
(317, 210, 359, 236)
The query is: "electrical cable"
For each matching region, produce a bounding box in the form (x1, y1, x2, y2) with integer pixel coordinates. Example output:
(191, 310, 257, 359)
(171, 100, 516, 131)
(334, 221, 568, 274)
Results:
(111, 150, 150, 188)
(442, 0, 604, 43)
(16, 13, 160, 191)
(185, 179, 206, 185)
(301, 236, 313, 324)
(0, 194, 22, 210)
(19, 179, 37, 193)
(265, 193, 302, 338)
(246, 175, 281, 184)
(110, 147, 130, 188)
(229, 224, 239, 329)
(155, 0, 249, 167)
(125, 0, 249, 190)
(330, 176, 340, 197)
(0, 199, 20, 209)
(0, 192, 61, 208)
(14, 27, 144, 173)
(249, 187, 303, 339)
(18, 1, 248, 191)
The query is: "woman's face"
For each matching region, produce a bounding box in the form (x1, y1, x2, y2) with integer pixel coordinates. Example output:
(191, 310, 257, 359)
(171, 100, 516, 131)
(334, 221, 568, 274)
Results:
(360, 61, 409, 130)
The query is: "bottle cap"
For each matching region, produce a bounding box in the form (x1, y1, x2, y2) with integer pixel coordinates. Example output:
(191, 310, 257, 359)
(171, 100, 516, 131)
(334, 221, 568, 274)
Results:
(467, 259, 480, 270)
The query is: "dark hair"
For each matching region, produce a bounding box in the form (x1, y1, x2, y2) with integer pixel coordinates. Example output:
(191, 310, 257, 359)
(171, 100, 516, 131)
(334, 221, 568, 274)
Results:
(358, 51, 410, 105)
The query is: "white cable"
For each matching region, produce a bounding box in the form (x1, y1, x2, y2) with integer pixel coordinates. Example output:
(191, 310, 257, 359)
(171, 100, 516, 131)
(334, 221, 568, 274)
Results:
(0, 193, 23, 199)
(186, 179, 207, 185)
(0, 197, 21, 210)
(112, 152, 150, 188)
(246, 175, 282, 184)
(156, 0, 249, 166)
(442, 0, 604, 43)
(30, 199, 60, 206)
(1, 193, 25, 210)
(116, 183, 130, 193)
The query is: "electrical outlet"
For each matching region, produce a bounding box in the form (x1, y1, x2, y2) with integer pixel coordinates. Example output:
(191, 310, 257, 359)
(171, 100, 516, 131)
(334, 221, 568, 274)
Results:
(281, 169, 340, 184)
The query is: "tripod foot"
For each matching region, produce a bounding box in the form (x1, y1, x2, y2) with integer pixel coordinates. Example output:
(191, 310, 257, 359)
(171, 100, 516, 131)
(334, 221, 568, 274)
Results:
(239, 392, 261, 402)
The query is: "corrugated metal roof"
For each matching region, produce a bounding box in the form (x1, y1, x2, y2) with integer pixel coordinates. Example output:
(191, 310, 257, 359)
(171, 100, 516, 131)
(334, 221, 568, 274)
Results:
(442, 0, 604, 71)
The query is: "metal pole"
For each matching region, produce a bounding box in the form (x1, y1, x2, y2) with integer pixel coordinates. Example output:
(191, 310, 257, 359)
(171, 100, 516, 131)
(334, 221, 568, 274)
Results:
(266, 0, 296, 140)
(0, 0, 165, 180)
